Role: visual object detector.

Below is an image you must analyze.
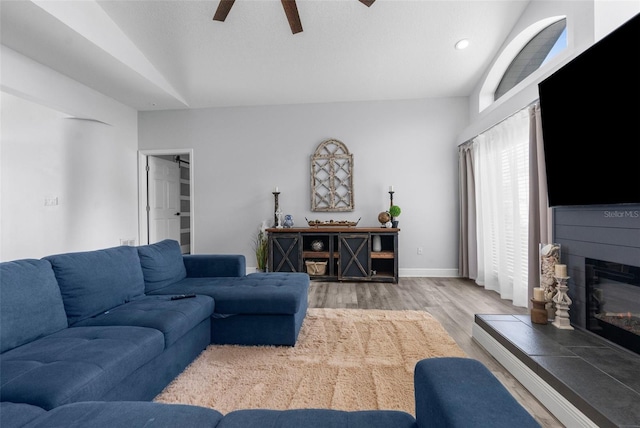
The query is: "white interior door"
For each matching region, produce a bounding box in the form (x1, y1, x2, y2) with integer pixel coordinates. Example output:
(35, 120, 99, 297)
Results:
(148, 156, 180, 244)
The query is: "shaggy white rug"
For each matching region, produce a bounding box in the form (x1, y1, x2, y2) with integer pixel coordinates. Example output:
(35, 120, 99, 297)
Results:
(154, 308, 466, 415)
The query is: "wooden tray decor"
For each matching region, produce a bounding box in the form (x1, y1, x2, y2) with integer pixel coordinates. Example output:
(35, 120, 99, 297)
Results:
(306, 218, 360, 227)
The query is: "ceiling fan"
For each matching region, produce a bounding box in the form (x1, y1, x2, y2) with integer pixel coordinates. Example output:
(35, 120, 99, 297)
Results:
(213, 0, 376, 34)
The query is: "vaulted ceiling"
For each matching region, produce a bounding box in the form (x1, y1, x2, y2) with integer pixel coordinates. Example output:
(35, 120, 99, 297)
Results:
(1, 0, 530, 111)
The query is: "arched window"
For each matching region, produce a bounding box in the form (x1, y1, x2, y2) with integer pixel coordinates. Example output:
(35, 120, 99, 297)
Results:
(494, 19, 567, 101)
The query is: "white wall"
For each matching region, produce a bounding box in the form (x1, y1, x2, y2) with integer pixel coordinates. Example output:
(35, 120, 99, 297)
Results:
(594, 0, 640, 39)
(139, 97, 468, 275)
(0, 47, 139, 260)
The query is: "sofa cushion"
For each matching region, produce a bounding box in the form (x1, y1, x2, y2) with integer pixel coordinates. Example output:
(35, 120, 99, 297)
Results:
(0, 259, 68, 353)
(137, 239, 187, 293)
(183, 254, 246, 278)
(73, 295, 215, 347)
(0, 402, 47, 428)
(44, 246, 146, 325)
(18, 401, 223, 428)
(217, 409, 417, 428)
(0, 326, 164, 410)
(414, 357, 541, 428)
(148, 272, 309, 315)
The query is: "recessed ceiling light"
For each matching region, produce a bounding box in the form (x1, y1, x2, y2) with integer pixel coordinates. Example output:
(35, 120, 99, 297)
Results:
(455, 39, 469, 50)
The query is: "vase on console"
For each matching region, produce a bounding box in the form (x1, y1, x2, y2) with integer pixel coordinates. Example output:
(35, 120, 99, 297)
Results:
(283, 214, 294, 228)
(372, 235, 382, 252)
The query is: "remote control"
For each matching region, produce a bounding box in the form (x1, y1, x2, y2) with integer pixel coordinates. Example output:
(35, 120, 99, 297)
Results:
(170, 294, 196, 300)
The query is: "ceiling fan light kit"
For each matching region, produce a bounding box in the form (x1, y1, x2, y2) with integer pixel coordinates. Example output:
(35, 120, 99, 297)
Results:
(213, 0, 375, 34)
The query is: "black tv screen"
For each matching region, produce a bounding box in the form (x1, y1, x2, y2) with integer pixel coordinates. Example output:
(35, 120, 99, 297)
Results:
(538, 13, 640, 207)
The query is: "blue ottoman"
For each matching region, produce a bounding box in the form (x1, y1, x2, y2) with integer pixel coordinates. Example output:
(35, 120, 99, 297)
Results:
(414, 357, 540, 427)
(150, 272, 310, 346)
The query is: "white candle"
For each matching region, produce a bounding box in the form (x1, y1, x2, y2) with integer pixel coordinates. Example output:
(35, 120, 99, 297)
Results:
(389, 185, 394, 192)
(274, 186, 279, 193)
(533, 287, 544, 301)
(555, 264, 567, 277)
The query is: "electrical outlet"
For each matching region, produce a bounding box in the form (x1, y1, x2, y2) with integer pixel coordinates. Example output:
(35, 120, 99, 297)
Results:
(417, 247, 423, 255)
(44, 197, 58, 206)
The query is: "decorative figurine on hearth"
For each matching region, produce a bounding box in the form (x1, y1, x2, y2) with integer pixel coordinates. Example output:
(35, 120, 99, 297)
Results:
(539, 243, 561, 320)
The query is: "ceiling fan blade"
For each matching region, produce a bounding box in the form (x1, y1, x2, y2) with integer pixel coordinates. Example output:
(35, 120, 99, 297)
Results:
(358, 0, 375, 7)
(281, 0, 303, 34)
(213, 0, 236, 21)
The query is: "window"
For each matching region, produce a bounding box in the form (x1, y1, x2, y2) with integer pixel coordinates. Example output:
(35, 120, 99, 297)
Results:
(494, 19, 567, 101)
(473, 108, 530, 307)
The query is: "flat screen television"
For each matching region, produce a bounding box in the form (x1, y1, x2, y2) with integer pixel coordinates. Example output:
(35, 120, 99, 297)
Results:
(538, 13, 640, 207)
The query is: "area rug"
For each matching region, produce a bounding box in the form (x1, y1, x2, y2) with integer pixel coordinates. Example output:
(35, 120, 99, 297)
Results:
(154, 308, 466, 415)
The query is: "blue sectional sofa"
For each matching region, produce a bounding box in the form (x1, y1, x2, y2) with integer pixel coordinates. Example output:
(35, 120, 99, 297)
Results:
(0, 240, 308, 409)
(1, 255, 213, 410)
(1, 358, 541, 428)
(0, 240, 540, 427)
(137, 239, 309, 346)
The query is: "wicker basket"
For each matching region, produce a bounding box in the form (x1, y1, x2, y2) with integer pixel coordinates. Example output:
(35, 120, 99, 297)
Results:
(305, 261, 327, 276)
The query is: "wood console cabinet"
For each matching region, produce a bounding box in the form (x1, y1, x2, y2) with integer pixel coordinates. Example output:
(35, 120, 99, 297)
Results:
(267, 227, 399, 283)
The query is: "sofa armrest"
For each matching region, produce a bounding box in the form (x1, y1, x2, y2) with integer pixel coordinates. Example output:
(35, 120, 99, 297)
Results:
(183, 254, 246, 278)
(414, 357, 540, 428)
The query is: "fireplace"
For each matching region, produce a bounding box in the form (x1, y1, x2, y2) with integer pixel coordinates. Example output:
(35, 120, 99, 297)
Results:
(585, 258, 640, 355)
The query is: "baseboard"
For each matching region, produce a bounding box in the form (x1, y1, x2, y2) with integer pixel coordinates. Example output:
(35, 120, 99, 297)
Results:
(247, 267, 460, 278)
(471, 323, 598, 428)
(399, 268, 459, 277)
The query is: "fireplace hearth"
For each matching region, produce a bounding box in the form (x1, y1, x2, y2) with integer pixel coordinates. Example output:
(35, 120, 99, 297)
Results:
(586, 258, 640, 355)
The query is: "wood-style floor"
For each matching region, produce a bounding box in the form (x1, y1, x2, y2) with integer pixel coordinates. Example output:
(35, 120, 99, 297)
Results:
(308, 277, 564, 428)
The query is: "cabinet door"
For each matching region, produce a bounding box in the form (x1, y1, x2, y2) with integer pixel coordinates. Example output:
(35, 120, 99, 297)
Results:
(338, 234, 370, 280)
(270, 234, 301, 272)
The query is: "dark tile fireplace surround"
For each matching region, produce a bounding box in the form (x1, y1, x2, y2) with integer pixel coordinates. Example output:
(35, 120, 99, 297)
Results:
(474, 204, 640, 427)
(555, 206, 640, 340)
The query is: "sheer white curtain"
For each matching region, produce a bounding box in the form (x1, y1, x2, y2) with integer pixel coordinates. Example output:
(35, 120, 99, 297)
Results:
(473, 108, 530, 307)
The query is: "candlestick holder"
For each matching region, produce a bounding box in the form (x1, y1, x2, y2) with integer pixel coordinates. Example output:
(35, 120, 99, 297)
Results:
(388, 190, 394, 209)
(272, 191, 280, 228)
(530, 299, 548, 324)
(552, 276, 574, 330)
